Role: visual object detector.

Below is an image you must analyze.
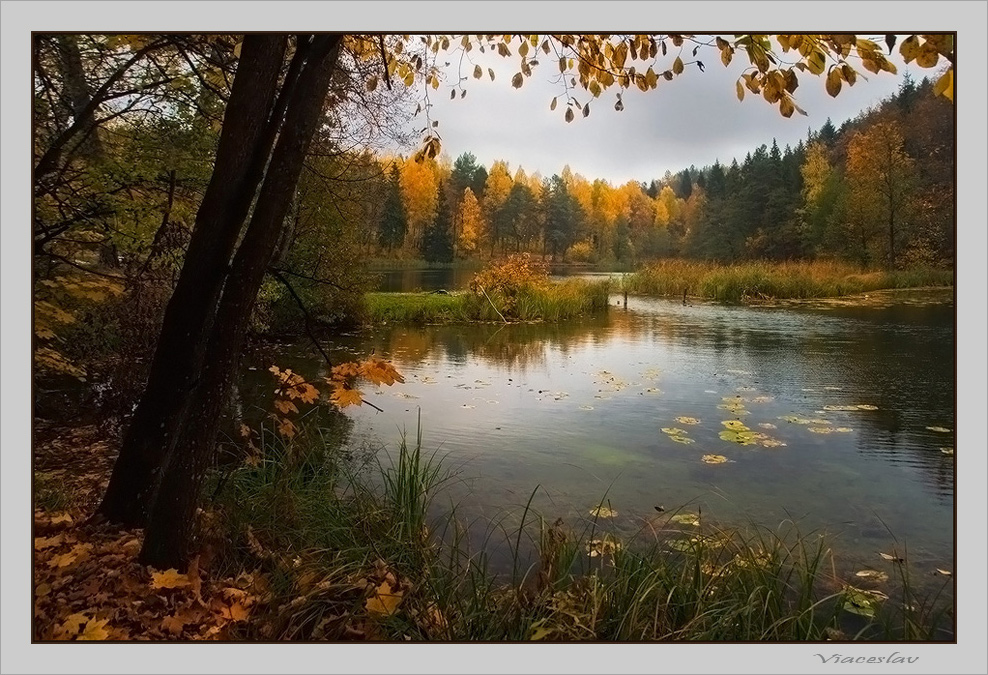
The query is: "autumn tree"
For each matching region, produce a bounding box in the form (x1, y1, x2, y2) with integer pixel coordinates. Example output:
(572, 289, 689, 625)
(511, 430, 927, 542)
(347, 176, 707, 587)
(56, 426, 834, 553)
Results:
(457, 187, 484, 256)
(846, 120, 916, 269)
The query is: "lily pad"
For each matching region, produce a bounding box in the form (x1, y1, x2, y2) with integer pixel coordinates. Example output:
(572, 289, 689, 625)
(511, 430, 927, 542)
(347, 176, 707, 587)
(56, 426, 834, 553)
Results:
(926, 426, 951, 433)
(822, 404, 858, 412)
(807, 427, 835, 434)
(669, 435, 696, 445)
(674, 416, 701, 425)
(661, 427, 688, 436)
(719, 430, 758, 445)
(721, 420, 749, 431)
(589, 505, 617, 518)
(756, 437, 787, 448)
(701, 454, 728, 464)
(669, 513, 701, 526)
(717, 404, 750, 415)
(855, 570, 889, 583)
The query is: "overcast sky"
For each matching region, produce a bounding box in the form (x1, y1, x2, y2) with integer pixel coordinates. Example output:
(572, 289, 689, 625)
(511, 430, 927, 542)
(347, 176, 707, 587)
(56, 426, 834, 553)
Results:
(394, 36, 927, 185)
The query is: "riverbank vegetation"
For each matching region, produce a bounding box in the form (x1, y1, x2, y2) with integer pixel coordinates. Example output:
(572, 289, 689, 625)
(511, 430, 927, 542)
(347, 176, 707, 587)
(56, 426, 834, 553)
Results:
(365, 255, 611, 324)
(34, 421, 953, 641)
(624, 260, 953, 303)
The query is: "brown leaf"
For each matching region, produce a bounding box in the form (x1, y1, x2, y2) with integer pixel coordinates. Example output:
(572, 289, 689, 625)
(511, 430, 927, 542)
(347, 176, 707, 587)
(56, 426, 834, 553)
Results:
(54, 613, 89, 639)
(161, 615, 186, 636)
(365, 580, 403, 617)
(34, 534, 65, 550)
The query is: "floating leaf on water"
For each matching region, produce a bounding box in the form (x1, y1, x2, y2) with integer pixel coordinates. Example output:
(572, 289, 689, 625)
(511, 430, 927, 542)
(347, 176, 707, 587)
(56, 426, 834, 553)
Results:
(579, 404, 594, 411)
(879, 552, 904, 563)
(757, 437, 787, 448)
(807, 427, 835, 434)
(841, 586, 888, 618)
(855, 569, 889, 582)
(926, 426, 951, 433)
(935, 568, 952, 577)
(719, 430, 759, 445)
(669, 513, 700, 526)
(721, 420, 749, 431)
(589, 505, 617, 518)
(701, 454, 728, 464)
(750, 396, 774, 403)
(461, 404, 475, 409)
(833, 427, 853, 433)
(758, 422, 778, 429)
(661, 427, 688, 436)
(823, 404, 859, 412)
(855, 404, 879, 411)
(642, 387, 662, 394)
(669, 435, 696, 445)
(675, 416, 701, 425)
(717, 404, 750, 415)
(940, 447, 954, 456)
(722, 395, 745, 403)
(824, 386, 843, 391)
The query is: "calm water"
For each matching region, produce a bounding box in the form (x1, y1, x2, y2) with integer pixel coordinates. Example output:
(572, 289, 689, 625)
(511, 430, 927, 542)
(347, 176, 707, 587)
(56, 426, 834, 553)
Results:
(244, 288, 955, 590)
(367, 266, 622, 292)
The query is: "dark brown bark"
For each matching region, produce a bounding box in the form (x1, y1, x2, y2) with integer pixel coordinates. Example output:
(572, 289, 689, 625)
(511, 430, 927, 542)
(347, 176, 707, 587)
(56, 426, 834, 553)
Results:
(138, 36, 342, 570)
(54, 35, 104, 161)
(97, 35, 288, 526)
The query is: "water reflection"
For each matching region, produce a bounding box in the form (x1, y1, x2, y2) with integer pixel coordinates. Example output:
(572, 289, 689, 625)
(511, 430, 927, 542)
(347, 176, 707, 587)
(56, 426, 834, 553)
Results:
(243, 289, 955, 590)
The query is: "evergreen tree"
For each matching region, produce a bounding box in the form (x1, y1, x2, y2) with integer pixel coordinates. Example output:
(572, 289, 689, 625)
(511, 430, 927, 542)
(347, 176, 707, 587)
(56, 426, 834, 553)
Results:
(421, 181, 454, 263)
(378, 164, 407, 251)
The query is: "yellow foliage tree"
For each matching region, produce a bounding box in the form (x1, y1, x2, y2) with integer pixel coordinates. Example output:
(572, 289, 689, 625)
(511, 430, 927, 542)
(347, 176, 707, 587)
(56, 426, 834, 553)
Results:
(457, 187, 484, 256)
(399, 157, 439, 251)
(845, 120, 916, 269)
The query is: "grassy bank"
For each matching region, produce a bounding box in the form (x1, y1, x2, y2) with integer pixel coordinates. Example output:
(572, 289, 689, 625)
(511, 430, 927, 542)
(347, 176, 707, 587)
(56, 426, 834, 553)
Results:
(624, 260, 953, 303)
(211, 423, 953, 641)
(364, 279, 611, 325)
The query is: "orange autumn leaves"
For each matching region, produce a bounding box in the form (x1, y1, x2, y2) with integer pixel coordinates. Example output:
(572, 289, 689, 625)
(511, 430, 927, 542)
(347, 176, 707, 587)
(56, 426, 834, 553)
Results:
(268, 357, 405, 438)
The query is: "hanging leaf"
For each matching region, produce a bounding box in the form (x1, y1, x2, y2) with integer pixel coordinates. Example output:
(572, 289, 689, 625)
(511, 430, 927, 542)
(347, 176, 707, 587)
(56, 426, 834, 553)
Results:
(511, 72, 524, 88)
(550, 96, 557, 110)
(933, 70, 953, 101)
(565, 107, 574, 123)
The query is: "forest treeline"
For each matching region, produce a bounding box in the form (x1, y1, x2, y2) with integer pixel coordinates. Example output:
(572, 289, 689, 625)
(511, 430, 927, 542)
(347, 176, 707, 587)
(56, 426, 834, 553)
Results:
(369, 74, 953, 270)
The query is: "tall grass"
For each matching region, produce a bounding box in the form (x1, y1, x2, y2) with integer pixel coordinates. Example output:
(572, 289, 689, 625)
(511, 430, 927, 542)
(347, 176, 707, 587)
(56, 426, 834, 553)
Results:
(363, 279, 611, 325)
(212, 423, 953, 642)
(624, 259, 953, 303)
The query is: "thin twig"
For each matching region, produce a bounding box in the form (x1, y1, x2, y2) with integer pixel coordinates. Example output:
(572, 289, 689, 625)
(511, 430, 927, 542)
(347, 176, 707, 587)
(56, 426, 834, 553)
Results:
(269, 269, 334, 369)
(479, 285, 508, 324)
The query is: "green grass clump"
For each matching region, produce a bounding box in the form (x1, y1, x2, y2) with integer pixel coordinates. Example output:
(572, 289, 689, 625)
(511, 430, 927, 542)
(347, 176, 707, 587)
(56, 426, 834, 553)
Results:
(623, 259, 952, 303)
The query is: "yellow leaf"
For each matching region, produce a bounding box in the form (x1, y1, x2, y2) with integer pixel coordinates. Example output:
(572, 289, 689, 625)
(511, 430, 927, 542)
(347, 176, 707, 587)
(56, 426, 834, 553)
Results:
(330, 385, 364, 408)
(736, 80, 745, 101)
(916, 42, 940, 68)
(34, 534, 65, 550)
(721, 47, 733, 67)
(673, 56, 684, 75)
(933, 69, 953, 100)
(806, 50, 826, 75)
(54, 613, 89, 639)
(151, 568, 192, 590)
(277, 417, 297, 438)
(365, 580, 403, 616)
(78, 617, 111, 641)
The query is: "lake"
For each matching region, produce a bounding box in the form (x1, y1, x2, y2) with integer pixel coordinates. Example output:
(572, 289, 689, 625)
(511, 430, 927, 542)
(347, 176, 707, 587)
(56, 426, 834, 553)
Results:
(244, 287, 955, 595)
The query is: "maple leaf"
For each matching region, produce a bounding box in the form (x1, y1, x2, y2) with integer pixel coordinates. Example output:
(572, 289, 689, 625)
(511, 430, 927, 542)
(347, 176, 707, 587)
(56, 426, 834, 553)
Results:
(274, 399, 299, 415)
(150, 568, 192, 590)
(239, 423, 252, 438)
(78, 617, 111, 641)
(34, 534, 65, 550)
(361, 358, 405, 386)
(330, 385, 364, 408)
(54, 613, 89, 639)
(213, 599, 250, 622)
(295, 382, 320, 404)
(48, 543, 91, 568)
(160, 615, 186, 636)
(365, 580, 403, 617)
(276, 417, 297, 438)
(331, 362, 361, 379)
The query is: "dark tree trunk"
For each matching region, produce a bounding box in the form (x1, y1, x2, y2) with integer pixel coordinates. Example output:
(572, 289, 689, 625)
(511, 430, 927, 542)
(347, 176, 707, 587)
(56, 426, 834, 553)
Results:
(55, 35, 104, 161)
(138, 35, 342, 570)
(97, 35, 289, 527)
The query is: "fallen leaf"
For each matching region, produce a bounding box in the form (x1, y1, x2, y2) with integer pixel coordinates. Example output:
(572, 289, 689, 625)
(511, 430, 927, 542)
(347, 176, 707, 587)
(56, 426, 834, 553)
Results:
(926, 426, 951, 433)
(675, 416, 701, 425)
(365, 580, 403, 617)
(701, 454, 728, 464)
(78, 617, 111, 641)
(34, 534, 65, 550)
(935, 568, 952, 577)
(150, 568, 192, 590)
(160, 615, 186, 636)
(855, 569, 889, 582)
(589, 505, 617, 518)
(879, 552, 904, 563)
(54, 613, 88, 639)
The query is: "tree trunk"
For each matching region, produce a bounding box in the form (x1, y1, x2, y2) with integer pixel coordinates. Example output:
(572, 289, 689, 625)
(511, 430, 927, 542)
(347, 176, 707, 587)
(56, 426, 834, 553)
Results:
(138, 35, 342, 570)
(97, 35, 289, 527)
